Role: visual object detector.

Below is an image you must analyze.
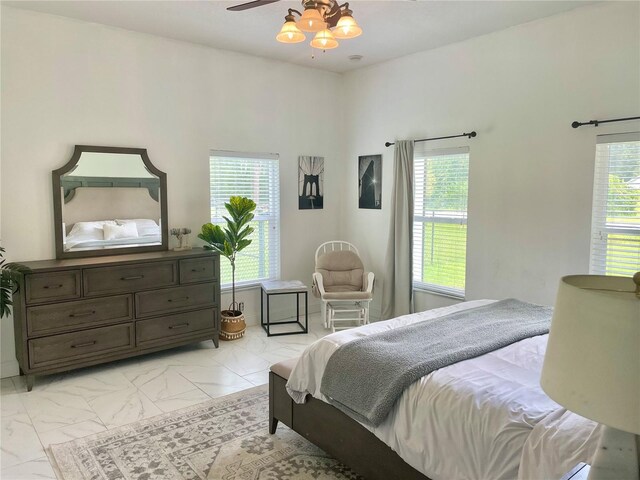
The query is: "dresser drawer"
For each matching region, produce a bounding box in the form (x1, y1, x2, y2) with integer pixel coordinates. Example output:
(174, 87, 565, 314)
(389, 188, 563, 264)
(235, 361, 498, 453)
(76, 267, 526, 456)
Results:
(26, 295, 133, 337)
(28, 323, 134, 369)
(84, 261, 177, 296)
(25, 271, 81, 305)
(135, 282, 218, 318)
(179, 256, 217, 284)
(136, 309, 218, 347)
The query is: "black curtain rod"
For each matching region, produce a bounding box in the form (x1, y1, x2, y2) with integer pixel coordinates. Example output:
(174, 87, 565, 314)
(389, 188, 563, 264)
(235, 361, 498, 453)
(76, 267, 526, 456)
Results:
(385, 131, 476, 148)
(571, 116, 640, 129)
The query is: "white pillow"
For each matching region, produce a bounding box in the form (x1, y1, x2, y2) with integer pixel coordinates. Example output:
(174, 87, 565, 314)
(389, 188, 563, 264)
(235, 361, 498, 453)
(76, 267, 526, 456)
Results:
(103, 222, 139, 241)
(116, 219, 159, 237)
(68, 220, 116, 239)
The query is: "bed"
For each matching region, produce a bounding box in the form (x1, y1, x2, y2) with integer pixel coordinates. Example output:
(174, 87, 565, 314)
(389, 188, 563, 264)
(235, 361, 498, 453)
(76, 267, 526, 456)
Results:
(270, 300, 601, 480)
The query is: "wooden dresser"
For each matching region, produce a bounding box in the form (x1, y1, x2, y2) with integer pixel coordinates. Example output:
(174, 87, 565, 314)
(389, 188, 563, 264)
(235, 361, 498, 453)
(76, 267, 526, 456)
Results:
(12, 248, 220, 391)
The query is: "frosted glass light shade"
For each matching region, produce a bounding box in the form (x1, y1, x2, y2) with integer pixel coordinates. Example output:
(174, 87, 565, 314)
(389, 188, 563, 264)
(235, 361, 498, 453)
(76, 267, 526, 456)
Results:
(296, 8, 326, 33)
(333, 14, 362, 39)
(276, 21, 306, 43)
(540, 274, 640, 434)
(310, 29, 338, 50)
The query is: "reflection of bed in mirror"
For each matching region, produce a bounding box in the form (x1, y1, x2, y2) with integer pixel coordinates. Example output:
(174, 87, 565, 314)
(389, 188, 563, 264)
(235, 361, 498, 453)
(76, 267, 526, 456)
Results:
(62, 185, 161, 251)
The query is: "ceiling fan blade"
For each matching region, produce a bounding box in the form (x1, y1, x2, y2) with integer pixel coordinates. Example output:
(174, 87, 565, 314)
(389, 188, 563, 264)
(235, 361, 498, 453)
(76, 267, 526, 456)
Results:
(226, 0, 279, 11)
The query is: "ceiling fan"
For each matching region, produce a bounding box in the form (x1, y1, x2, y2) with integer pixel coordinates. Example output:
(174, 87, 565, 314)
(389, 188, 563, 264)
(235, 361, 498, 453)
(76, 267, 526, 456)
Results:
(227, 0, 362, 50)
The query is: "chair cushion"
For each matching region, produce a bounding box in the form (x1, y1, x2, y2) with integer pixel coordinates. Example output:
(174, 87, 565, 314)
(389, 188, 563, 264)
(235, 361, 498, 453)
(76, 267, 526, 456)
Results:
(270, 357, 299, 379)
(317, 250, 363, 271)
(324, 291, 373, 300)
(316, 250, 364, 291)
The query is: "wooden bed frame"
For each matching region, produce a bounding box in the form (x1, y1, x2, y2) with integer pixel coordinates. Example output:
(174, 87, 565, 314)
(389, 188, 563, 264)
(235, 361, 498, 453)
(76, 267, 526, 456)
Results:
(269, 370, 430, 480)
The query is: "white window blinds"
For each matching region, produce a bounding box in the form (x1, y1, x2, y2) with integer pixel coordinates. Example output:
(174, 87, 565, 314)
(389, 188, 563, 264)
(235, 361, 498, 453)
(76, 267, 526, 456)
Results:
(413, 146, 469, 298)
(590, 133, 640, 276)
(209, 151, 280, 288)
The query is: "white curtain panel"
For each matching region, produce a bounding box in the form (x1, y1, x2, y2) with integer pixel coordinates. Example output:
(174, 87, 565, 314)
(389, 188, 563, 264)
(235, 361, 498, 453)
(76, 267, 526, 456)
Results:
(382, 140, 415, 319)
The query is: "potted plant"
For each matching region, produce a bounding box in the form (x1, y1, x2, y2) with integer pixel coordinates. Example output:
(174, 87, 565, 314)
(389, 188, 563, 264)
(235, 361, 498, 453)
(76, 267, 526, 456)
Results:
(1, 247, 29, 318)
(199, 196, 256, 341)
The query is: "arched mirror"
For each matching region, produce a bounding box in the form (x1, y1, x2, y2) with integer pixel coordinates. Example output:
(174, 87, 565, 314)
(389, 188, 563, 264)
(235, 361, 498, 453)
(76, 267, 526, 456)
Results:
(53, 145, 168, 259)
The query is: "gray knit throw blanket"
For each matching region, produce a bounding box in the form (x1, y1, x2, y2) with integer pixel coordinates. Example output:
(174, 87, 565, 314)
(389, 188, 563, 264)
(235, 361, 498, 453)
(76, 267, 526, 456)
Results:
(320, 299, 552, 427)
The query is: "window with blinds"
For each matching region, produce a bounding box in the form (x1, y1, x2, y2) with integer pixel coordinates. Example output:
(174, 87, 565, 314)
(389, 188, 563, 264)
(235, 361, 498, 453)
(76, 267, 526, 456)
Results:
(413, 146, 469, 298)
(590, 133, 640, 277)
(209, 151, 280, 288)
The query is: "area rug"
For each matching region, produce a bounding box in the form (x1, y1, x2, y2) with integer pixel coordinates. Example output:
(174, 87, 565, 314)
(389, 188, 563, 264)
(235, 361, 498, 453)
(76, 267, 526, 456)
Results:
(49, 385, 361, 479)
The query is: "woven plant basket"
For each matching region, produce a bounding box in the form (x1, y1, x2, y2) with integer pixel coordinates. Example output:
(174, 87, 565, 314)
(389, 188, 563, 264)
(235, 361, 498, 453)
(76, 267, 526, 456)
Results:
(220, 310, 246, 341)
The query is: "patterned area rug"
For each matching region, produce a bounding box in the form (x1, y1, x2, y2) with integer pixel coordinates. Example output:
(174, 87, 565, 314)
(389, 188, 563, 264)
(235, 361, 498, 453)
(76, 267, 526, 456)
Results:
(49, 385, 361, 479)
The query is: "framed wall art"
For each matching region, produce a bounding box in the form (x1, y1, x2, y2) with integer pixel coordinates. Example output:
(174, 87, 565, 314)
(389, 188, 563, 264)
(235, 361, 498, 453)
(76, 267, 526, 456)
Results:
(358, 154, 382, 209)
(298, 155, 324, 210)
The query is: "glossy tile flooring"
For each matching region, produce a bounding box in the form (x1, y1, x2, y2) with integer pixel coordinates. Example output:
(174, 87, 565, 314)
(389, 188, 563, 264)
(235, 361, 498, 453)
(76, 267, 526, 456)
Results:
(0, 316, 327, 479)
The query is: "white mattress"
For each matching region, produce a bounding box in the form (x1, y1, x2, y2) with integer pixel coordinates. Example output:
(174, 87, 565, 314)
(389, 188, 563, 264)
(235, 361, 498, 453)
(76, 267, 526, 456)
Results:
(286, 300, 600, 480)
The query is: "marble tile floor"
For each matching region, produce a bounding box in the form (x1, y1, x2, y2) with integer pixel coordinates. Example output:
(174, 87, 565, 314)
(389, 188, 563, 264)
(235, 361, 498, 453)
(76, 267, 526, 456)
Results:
(0, 315, 328, 479)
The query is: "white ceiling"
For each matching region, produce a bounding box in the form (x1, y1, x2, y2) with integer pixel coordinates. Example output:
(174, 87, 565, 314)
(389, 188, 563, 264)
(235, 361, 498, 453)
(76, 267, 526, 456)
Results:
(3, 0, 597, 73)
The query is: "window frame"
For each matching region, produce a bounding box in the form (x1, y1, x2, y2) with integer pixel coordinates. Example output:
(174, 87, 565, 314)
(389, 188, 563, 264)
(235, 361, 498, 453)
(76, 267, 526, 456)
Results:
(209, 150, 281, 290)
(589, 133, 640, 277)
(412, 146, 470, 299)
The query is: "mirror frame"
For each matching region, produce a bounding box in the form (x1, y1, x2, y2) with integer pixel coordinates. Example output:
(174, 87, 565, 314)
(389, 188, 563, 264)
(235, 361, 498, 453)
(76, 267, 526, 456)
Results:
(52, 145, 169, 259)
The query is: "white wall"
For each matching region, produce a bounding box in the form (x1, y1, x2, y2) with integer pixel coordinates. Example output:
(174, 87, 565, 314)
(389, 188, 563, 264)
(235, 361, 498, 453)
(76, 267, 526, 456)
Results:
(2, 2, 639, 377)
(0, 7, 344, 376)
(340, 1, 640, 318)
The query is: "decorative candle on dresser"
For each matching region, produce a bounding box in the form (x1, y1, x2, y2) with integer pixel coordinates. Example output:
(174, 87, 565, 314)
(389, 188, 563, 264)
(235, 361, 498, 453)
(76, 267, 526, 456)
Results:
(12, 248, 220, 391)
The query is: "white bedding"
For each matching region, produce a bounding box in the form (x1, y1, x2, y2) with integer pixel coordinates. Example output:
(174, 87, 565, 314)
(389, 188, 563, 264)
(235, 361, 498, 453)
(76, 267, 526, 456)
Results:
(65, 218, 161, 250)
(65, 234, 162, 250)
(286, 300, 600, 480)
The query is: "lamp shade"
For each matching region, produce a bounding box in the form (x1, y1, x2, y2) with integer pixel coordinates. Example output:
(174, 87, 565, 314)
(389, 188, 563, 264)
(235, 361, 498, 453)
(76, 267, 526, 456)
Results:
(333, 14, 362, 39)
(296, 8, 326, 33)
(310, 29, 338, 50)
(276, 20, 305, 43)
(540, 274, 640, 435)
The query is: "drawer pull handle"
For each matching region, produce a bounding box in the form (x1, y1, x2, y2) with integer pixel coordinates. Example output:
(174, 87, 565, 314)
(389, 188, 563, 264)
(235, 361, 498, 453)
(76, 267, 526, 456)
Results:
(191, 268, 206, 272)
(168, 296, 190, 303)
(71, 341, 96, 348)
(44, 284, 64, 289)
(169, 323, 190, 330)
(69, 310, 95, 318)
(121, 275, 145, 281)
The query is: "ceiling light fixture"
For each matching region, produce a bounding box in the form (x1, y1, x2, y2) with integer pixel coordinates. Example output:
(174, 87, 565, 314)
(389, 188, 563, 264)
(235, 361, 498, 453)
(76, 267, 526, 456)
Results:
(296, 6, 327, 33)
(310, 28, 338, 49)
(332, 6, 362, 39)
(276, 1, 362, 50)
(275, 12, 306, 43)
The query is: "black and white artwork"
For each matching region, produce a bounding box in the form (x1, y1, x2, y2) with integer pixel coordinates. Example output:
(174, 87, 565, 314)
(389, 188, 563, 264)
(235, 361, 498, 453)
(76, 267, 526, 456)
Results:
(358, 154, 382, 209)
(298, 156, 324, 210)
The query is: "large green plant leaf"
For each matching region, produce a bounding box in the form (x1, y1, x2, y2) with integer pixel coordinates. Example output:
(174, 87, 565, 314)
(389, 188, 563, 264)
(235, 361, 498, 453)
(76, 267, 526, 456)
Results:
(236, 226, 254, 243)
(198, 223, 228, 256)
